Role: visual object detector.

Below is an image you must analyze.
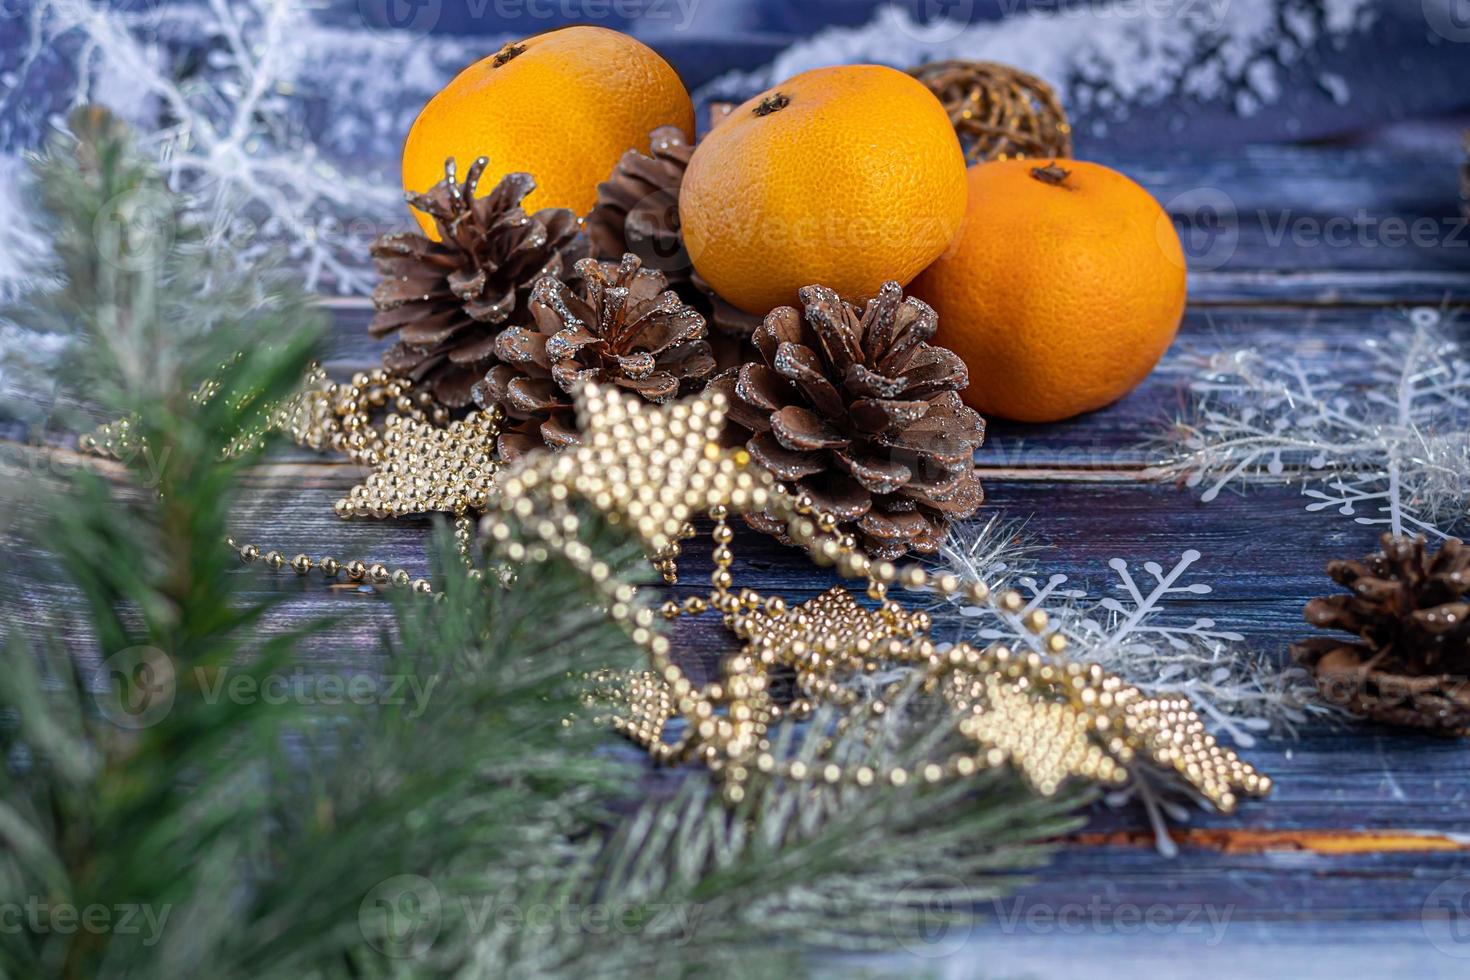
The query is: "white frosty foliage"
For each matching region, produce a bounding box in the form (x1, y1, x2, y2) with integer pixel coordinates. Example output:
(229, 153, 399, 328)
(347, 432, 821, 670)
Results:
(931, 520, 1320, 745)
(698, 0, 1376, 127)
(1160, 308, 1470, 539)
(4, 0, 491, 298)
(0, 155, 55, 305)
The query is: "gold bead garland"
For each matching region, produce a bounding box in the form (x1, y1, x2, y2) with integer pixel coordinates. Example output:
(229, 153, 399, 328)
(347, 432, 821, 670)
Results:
(80, 364, 472, 594)
(76, 358, 1273, 811)
(222, 513, 477, 596)
(480, 382, 1271, 811)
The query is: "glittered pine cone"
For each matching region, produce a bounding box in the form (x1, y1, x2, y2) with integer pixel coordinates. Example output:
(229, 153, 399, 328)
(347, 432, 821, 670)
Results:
(1291, 534, 1470, 734)
(473, 253, 716, 459)
(369, 159, 584, 407)
(710, 281, 986, 560)
(585, 122, 762, 352)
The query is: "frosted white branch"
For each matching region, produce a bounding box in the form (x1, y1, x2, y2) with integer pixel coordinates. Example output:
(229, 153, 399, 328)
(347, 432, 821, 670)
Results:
(1156, 308, 1470, 539)
(5, 0, 492, 299)
(925, 521, 1323, 852)
(932, 526, 1324, 737)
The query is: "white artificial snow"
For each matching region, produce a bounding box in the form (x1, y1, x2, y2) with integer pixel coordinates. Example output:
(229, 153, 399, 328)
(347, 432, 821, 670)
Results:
(0, 0, 1381, 310)
(698, 0, 1376, 125)
(0, 154, 52, 304)
(1318, 72, 1350, 104)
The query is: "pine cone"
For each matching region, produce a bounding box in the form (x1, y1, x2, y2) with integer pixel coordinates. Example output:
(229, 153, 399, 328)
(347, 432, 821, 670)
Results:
(585, 123, 762, 350)
(473, 253, 716, 459)
(370, 158, 583, 407)
(710, 282, 986, 560)
(585, 125, 693, 289)
(1291, 534, 1470, 734)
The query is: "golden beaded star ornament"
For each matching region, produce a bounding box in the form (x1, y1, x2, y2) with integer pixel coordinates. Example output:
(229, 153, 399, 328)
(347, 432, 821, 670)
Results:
(479, 381, 1272, 811)
(80, 359, 1270, 810)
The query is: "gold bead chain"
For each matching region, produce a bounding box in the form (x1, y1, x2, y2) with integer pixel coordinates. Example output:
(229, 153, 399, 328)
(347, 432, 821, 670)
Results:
(222, 514, 478, 596)
(75, 362, 1272, 811)
(481, 382, 1271, 812)
(80, 366, 481, 596)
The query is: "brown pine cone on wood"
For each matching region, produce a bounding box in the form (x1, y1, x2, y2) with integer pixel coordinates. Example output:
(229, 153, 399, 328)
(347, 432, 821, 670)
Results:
(1291, 533, 1470, 735)
(584, 122, 762, 355)
(369, 158, 583, 407)
(473, 253, 716, 459)
(709, 281, 986, 560)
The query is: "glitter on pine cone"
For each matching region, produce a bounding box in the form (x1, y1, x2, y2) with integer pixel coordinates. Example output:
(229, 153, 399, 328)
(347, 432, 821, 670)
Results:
(369, 159, 584, 408)
(909, 60, 1072, 164)
(472, 253, 716, 459)
(1291, 533, 1470, 735)
(709, 281, 986, 560)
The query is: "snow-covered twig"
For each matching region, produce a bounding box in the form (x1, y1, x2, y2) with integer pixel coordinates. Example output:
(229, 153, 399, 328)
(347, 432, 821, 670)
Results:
(3, 0, 492, 299)
(1157, 307, 1470, 539)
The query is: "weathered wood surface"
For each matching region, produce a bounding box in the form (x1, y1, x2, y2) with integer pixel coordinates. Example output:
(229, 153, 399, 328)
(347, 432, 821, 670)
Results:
(5, 134, 1470, 970)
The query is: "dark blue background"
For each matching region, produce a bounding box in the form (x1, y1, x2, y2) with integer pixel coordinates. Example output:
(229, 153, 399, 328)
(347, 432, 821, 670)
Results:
(333, 0, 1470, 147)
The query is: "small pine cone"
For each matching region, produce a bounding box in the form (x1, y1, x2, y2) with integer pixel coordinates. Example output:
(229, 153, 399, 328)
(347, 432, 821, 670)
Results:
(585, 124, 762, 349)
(710, 282, 986, 560)
(1291, 533, 1470, 734)
(369, 159, 583, 407)
(473, 253, 716, 459)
